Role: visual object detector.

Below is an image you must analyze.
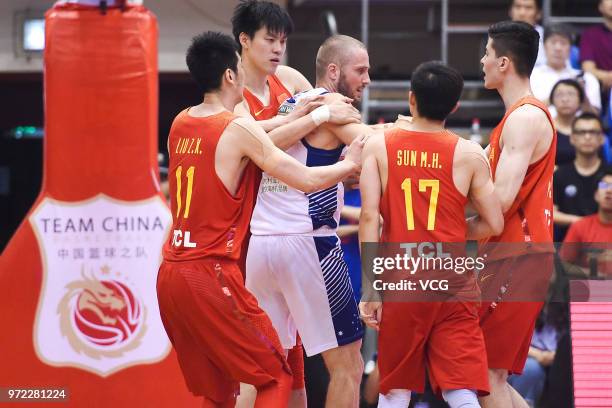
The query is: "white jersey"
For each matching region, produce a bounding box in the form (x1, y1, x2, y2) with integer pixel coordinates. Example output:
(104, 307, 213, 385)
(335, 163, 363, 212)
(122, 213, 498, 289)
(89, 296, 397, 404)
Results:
(250, 88, 346, 236)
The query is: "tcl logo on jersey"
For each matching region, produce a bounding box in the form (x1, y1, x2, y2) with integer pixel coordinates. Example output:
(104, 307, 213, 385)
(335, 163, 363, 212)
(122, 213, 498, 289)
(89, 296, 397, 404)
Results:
(171, 229, 197, 248)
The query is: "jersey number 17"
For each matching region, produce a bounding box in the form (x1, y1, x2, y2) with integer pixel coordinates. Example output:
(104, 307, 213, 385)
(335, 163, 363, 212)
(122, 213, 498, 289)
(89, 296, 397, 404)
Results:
(401, 178, 439, 231)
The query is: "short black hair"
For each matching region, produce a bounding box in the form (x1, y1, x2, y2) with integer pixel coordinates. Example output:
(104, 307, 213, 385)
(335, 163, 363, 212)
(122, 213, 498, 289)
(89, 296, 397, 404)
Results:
(231, 0, 294, 52)
(543, 23, 574, 43)
(186, 32, 239, 94)
(550, 78, 585, 105)
(511, 0, 542, 10)
(488, 20, 540, 77)
(597, 166, 612, 184)
(572, 112, 604, 132)
(410, 61, 464, 121)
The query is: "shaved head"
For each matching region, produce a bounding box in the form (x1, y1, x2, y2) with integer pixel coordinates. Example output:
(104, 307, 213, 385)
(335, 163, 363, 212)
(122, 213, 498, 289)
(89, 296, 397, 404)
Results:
(315, 35, 370, 101)
(315, 35, 367, 82)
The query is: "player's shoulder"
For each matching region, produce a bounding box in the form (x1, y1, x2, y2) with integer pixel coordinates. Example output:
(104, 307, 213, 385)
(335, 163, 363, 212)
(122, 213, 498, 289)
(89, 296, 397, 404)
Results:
(457, 137, 486, 155)
(275, 65, 312, 92)
(505, 103, 550, 133)
(363, 130, 386, 153)
(293, 87, 329, 100)
(455, 138, 489, 168)
(321, 91, 345, 103)
(170, 107, 188, 125)
(275, 64, 303, 80)
(511, 103, 548, 119)
(226, 115, 261, 138)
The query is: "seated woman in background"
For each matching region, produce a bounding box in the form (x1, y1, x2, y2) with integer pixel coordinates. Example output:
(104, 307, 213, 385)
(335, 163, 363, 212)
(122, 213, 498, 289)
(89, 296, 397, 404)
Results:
(507, 298, 568, 408)
(550, 79, 585, 166)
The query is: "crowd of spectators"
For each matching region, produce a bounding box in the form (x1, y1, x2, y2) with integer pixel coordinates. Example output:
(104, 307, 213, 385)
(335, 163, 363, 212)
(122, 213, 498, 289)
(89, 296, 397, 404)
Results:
(354, 1, 612, 407)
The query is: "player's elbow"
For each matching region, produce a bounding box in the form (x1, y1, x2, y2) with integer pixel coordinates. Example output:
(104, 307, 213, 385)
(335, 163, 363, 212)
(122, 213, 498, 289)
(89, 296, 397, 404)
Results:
(488, 201, 505, 236)
(489, 217, 504, 237)
(360, 208, 380, 226)
(499, 195, 516, 214)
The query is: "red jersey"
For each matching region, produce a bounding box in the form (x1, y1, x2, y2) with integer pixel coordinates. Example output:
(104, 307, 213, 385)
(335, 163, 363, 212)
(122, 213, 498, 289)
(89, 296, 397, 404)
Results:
(376, 129, 489, 397)
(162, 109, 258, 262)
(380, 128, 476, 299)
(560, 214, 612, 275)
(243, 74, 291, 120)
(486, 97, 556, 255)
(380, 128, 467, 243)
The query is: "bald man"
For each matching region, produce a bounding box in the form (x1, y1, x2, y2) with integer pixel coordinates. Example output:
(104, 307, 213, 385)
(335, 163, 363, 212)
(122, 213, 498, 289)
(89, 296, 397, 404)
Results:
(245, 35, 374, 407)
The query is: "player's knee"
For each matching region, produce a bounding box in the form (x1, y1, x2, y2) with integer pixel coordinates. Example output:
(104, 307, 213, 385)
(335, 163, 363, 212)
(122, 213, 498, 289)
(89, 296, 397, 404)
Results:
(347, 353, 364, 382)
(327, 351, 363, 383)
(355, 353, 365, 378)
(327, 360, 356, 380)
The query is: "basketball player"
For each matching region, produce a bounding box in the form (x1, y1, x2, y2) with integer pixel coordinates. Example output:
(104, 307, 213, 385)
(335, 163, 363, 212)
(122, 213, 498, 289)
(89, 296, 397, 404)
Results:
(232, 0, 360, 138)
(156, 32, 366, 408)
(245, 34, 372, 408)
(478, 21, 556, 408)
(231, 3, 361, 406)
(359, 61, 504, 408)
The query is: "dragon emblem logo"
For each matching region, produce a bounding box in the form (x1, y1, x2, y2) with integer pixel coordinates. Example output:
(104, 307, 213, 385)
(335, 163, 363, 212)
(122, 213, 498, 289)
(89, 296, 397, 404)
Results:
(58, 265, 146, 358)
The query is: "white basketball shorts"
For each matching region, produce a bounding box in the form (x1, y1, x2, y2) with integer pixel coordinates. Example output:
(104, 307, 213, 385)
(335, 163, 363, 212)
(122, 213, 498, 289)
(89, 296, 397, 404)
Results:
(246, 234, 363, 356)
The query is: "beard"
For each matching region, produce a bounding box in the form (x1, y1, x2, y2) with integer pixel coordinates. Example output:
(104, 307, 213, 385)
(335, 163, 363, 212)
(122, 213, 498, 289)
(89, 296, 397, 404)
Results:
(337, 72, 359, 102)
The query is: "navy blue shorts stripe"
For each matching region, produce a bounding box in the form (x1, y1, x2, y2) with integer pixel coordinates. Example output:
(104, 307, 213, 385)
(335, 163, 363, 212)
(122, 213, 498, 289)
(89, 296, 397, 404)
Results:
(313, 236, 364, 346)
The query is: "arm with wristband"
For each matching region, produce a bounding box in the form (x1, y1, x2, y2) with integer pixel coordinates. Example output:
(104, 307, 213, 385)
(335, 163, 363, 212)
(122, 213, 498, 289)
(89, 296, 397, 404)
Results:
(268, 94, 360, 151)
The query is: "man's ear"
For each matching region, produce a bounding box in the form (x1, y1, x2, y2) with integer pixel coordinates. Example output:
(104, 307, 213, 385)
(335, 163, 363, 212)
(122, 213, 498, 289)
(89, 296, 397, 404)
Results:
(239, 32, 250, 50)
(328, 63, 340, 81)
(499, 56, 511, 72)
(408, 91, 417, 116)
(225, 68, 235, 84)
(450, 102, 460, 115)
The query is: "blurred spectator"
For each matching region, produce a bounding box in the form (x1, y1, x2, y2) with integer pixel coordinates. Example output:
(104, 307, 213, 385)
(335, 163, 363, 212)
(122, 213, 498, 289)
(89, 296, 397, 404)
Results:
(508, 305, 564, 407)
(554, 113, 607, 241)
(560, 167, 612, 277)
(550, 79, 584, 165)
(509, 0, 546, 67)
(580, 0, 612, 92)
(531, 24, 601, 114)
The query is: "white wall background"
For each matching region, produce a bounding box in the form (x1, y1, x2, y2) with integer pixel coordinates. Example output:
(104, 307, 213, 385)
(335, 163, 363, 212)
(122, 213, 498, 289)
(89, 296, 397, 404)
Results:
(0, 0, 286, 72)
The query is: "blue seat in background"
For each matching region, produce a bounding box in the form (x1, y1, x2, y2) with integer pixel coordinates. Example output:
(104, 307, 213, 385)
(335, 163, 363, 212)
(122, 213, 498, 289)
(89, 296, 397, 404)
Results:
(570, 45, 581, 70)
(606, 90, 612, 163)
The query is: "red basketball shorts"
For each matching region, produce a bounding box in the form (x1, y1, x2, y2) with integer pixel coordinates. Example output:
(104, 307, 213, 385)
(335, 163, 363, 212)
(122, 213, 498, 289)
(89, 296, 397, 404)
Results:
(478, 253, 553, 374)
(156, 258, 290, 403)
(378, 301, 489, 396)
